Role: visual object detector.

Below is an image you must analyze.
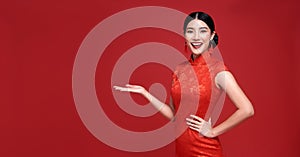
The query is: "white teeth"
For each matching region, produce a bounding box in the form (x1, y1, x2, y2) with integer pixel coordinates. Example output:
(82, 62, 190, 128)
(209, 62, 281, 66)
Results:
(192, 43, 202, 46)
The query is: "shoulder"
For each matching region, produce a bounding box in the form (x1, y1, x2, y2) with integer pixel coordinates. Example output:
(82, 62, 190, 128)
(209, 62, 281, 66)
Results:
(215, 71, 236, 89)
(208, 60, 229, 82)
(173, 61, 190, 72)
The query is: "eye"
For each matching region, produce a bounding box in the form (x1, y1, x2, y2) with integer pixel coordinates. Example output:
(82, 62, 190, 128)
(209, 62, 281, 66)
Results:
(200, 30, 207, 33)
(186, 30, 193, 33)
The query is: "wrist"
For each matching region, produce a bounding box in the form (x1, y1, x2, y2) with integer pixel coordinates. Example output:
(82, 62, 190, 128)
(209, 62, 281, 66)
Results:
(141, 90, 149, 97)
(210, 128, 217, 138)
(141, 90, 151, 100)
(143, 91, 154, 103)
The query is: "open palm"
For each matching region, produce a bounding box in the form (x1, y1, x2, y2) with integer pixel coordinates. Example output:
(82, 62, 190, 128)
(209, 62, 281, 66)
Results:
(113, 84, 145, 94)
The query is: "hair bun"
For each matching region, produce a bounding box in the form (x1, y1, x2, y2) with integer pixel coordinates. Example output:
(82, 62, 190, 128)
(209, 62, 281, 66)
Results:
(212, 33, 219, 47)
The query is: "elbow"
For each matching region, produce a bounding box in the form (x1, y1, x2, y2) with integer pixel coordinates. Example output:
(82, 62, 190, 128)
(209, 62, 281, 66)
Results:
(240, 109, 254, 119)
(239, 103, 254, 118)
(165, 112, 175, 121)
(248, 108, 254, 117)
(244, 105, 254, 118)
(167, 115, 176, 122)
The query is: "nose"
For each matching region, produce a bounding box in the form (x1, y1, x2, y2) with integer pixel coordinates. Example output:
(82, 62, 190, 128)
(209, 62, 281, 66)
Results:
(193, 31, 200, 41)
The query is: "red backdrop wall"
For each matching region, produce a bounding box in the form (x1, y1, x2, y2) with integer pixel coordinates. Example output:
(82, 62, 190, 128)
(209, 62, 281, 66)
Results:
(1, 0, 300, 156)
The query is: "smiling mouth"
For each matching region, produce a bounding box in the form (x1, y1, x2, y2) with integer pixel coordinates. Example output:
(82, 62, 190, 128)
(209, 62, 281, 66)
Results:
(191, 42, 202, 49)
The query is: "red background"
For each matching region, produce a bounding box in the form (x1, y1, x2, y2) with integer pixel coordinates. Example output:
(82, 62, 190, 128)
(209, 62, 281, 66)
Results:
(2, 0, 300, 156)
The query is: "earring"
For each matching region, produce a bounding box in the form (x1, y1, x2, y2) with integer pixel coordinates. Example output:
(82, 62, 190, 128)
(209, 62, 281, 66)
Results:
(184, 41, 187, 52)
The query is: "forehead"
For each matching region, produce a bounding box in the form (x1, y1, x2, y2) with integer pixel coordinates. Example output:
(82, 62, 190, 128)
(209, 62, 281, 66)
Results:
(186, 19, 209, 29)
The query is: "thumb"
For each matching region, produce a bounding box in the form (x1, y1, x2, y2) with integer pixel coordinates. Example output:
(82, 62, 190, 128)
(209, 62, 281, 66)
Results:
(208, 118, 212, 125)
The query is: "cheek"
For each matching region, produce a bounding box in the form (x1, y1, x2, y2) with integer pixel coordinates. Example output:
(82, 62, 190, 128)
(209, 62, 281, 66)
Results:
(185, 34, 193, 41)
(200, 34, 211, 41)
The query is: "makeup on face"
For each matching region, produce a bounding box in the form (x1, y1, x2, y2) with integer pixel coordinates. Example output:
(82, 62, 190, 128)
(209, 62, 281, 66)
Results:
(185, 19, 214, 56)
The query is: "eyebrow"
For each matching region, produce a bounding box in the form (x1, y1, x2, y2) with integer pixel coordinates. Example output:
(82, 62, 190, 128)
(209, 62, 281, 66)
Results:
(186, 27, 208, 30)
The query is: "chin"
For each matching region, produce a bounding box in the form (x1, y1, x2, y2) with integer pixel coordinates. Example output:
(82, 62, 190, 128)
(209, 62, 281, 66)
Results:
(191, 49, 204, 56)
(188, 46, 204, 54)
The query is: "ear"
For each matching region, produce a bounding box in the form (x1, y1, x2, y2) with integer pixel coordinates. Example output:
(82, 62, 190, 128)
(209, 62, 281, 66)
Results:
(210, 31, 216, 41)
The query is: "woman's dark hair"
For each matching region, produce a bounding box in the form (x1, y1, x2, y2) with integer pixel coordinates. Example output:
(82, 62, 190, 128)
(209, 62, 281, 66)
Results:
(183, 12, 219, 47)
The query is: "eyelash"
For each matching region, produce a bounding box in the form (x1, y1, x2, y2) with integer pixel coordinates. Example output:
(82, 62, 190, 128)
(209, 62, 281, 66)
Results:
(186, 30, 207, 34)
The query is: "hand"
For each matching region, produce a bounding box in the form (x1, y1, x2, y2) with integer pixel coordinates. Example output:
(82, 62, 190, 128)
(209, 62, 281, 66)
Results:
(186, 115, 214, 138)
(113, 84, 146, 95)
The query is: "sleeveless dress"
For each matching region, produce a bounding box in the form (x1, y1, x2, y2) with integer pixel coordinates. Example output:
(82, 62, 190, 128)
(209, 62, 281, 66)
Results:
(171, 48, 228, 157)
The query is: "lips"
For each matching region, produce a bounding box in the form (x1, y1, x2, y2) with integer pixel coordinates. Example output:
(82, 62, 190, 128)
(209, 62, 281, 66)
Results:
(191, 42, 202, 49)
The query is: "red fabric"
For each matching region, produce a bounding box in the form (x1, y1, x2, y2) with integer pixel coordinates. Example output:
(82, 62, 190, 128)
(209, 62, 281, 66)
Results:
(171, 48, 228, 157)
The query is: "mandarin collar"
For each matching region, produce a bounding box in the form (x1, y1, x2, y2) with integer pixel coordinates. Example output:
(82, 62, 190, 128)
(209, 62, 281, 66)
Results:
(189, 48, 213, 66)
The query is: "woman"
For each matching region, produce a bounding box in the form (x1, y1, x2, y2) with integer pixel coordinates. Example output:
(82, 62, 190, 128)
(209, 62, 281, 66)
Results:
(114, 12, 254, 157)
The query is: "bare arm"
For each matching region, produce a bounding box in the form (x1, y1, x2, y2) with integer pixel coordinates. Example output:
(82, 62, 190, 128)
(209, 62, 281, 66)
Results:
(186, 71, 254, 138)
(113, 84, 175, 120)
(210, 71, 254, 137)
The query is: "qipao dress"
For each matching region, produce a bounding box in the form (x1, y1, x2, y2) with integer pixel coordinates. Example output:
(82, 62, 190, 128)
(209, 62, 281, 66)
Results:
(171, 48, 228, 157)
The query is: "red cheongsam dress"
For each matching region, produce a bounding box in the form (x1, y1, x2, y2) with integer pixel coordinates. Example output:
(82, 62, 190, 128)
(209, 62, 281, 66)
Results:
(171, 49, 228, 157)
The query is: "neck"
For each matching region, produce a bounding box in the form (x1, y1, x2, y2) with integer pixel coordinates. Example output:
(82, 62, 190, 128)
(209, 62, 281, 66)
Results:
(192, 53, 201, 60)
(191, 47, 211, 60)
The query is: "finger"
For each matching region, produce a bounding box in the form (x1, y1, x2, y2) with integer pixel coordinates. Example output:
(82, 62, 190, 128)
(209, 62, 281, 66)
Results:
(126, 84, 141, 88)
(190, 115, 205, 122)
(186, 122, 201, 129)
(125, 84, 134, 87)
(188, 126, 200, 133)
(114, 86, 129, 92)
(126, 84, 138, 87)
(113, 86, 122, 90)
(186, 118, 201, 125)
(113, 85, 122, 89)
(121, 88, 130, 92)
(113, 86, 121, 90)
